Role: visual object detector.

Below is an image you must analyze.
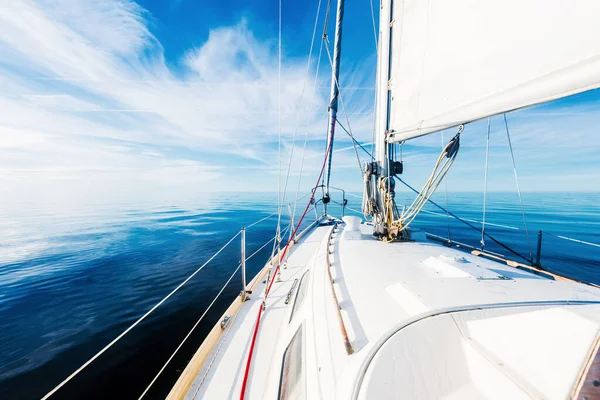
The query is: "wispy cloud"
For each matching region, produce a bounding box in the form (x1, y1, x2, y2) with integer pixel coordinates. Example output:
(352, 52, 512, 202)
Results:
(1, 0, 596, 201)
(0, 0, 377, 198)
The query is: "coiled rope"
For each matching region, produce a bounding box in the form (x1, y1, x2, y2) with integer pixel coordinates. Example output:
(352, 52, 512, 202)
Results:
(382, 126, 462, 241)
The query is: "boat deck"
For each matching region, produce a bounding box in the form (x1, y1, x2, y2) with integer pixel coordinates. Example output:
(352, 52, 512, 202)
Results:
(172, 219, 600, 400)
(334, 225, 600, 351)
(181, 224, 332, 399)
(332, 224, 600, 399)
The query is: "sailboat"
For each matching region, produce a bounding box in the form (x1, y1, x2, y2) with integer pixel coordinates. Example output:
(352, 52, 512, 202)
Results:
(40, 0, 600, 399)
(162, 1, 600, 398)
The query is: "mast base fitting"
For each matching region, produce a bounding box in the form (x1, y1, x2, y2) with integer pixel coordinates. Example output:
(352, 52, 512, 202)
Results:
(364, 161, 378, 176)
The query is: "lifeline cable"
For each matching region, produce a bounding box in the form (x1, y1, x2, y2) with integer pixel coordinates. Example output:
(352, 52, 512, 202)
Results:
(239, 138, 332, 400)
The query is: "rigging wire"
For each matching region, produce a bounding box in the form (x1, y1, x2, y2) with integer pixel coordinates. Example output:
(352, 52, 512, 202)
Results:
(41, 231, 242, 400)
(370, 42, 379, 163)
(397, 177, 533, 265)
(385, 127, 462, 240)
(274, 0, 283, 260)
(409, 209, 600, 250)
(323, 39, 363, 178)
(336, 120, 373, 158)
(280, 0, 323, 217)
(503, 113, 534, 264)
(319, 0, 334, 198)
(246, 211, 278, 229)
(368, 0, 378, 48)
(291, 0, 325, 232)
(140, 224, 291, 399)
(239, 140, 333, 400)
(441, 130, 452, 241)
(481, 118, 491, 249)
(419, 209, 520, 231)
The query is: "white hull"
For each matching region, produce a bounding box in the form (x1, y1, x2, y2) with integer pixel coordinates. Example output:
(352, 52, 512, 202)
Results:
(170, 218, 600, 399)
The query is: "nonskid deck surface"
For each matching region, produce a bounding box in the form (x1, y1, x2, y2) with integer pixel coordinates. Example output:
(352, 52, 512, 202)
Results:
(184, 224, 332, 399)
(333, 225, 600, 348)
(179, 221, 600, 400)
(331, 224, 600, 399)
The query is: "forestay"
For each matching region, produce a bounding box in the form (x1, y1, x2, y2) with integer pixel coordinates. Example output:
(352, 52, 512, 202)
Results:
(385, 0, 600, 142)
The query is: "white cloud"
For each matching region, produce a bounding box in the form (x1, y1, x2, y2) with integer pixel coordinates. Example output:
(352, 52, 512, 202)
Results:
(2, 0, 592, 202)
(0, 0, 380, 202)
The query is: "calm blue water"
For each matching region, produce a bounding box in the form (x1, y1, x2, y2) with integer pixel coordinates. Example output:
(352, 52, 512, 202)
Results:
(0, 191, 598, 399)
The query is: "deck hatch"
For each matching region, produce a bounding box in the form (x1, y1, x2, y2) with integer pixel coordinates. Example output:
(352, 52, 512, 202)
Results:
(423, 256, 510, 280)
(290, 270, 309, 322)
(278, 326, 304, 400)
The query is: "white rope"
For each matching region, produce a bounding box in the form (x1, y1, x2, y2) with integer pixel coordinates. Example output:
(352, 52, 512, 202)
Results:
(246, 211, 278, 229)
(140, 228, 285, 399)
(481, 117, 491, 249)
(503, 114, 533, 263)
(345, 205, 364, 215)
(392, 128, 462, 234)
(41, 231, 241, 400)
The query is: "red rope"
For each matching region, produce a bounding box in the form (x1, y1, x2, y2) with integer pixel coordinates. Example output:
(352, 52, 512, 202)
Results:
(238, 135, 333, 399)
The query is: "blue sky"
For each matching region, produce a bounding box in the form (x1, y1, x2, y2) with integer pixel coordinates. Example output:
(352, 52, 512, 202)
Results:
(0, 0, 598, 208)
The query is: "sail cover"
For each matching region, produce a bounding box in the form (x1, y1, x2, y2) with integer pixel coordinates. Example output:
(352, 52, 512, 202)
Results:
(386, 0, 600, 142)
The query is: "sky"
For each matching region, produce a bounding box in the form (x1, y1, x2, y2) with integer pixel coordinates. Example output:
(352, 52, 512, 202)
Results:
(0, 0, 599, 208)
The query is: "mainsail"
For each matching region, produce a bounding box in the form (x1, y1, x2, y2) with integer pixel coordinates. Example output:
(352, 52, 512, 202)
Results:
(382, 0, 600, 143)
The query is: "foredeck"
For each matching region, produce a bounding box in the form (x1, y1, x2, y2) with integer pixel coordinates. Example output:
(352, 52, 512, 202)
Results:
(332, 223, 600, 399)
(334, 225, 600, 350)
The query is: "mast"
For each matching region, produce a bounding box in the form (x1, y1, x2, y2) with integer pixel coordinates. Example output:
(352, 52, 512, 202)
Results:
(324, 0, 345, 206)
(368, 0, 394, 236)
(375, 0, 392, 171)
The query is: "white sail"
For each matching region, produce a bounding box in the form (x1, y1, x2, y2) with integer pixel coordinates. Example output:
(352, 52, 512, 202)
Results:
(386, 0, 600, 143)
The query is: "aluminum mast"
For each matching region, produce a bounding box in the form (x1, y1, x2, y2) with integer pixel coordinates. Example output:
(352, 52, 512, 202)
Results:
(324, 0, 345, 206)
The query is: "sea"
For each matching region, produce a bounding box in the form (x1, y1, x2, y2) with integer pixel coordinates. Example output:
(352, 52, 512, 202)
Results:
(0, 191, 599, 399)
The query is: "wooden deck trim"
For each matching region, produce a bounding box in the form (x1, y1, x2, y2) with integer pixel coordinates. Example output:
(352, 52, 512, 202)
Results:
(167, 265, 269, 400)
(326, 224, 355, 355)
(471, 250, 600, 288)
(572, 335, 600, 399)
